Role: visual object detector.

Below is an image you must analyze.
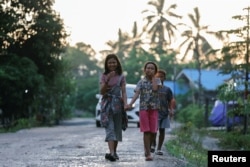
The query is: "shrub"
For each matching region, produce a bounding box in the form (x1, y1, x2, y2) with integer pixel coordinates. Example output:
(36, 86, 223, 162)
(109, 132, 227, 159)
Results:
(176, 104, 205, 128)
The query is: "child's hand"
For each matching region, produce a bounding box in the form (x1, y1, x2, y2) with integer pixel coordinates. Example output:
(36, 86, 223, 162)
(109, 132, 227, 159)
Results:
(125, 104, 131, 110)
(152, 77, 160, 91)
(169, 110, 174, 118)
(107, 71, 116, 80)
(124, 105, 128, 111)
(152, 76, 157, 83)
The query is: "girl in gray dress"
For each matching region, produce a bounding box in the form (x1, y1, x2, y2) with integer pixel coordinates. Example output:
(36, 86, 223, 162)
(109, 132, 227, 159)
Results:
(100, 54, 127, 161)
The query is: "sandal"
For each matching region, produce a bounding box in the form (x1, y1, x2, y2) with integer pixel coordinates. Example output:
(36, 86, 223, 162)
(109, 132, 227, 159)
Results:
(105, 153, 116, 161)
(145, 155, 153, 161)
(114, 152, 119, 160)
(155, 150, 163, 155)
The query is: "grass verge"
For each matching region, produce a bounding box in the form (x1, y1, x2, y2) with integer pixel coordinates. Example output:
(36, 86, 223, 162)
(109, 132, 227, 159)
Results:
(166, 123, 250, 167)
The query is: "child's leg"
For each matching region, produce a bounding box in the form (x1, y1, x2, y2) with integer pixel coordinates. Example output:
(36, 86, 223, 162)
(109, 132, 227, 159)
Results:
(150, 132, 157, 152)
(157, 128, 165, 151)
(144, 132, 151, 156)
(108, 141, 115, 155)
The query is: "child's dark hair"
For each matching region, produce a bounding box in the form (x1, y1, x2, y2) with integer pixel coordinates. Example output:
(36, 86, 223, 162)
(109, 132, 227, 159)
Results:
(103, 54, 123, 75)
(144, 61, 158, 73)
(157, 69, 166, 77)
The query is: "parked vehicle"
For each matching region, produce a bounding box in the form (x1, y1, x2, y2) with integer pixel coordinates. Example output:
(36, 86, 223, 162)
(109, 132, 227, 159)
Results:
(95, 84, 140, 127)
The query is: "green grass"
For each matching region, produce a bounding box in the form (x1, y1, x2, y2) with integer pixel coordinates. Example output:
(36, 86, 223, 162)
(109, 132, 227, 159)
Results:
(166, 124, 250, 167)
(167, 140, 207, 167)
(206, 129, 250, 150)
(166, 125, 207, 167)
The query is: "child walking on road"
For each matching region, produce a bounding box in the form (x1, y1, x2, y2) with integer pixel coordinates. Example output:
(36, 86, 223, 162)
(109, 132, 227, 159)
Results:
(126, 61, 161, 161)
(100, 54, 128, 162)
(151, 69, 175, 155)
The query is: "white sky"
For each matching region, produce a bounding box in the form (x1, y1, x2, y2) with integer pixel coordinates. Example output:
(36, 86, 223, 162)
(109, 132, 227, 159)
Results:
(53, 0, 250, 52)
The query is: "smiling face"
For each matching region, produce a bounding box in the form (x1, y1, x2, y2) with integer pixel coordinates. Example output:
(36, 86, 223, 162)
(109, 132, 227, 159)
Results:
(144, 63, 156, 77)
(104, 54, 122, 75)
(107, 58, 118, 72)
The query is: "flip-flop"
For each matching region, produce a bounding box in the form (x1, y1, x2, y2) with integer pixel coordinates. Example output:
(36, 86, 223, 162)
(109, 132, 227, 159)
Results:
(155, 150, 163, 155)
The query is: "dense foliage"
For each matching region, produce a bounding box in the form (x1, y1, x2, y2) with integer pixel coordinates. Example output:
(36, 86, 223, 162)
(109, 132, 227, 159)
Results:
(0, 0, 71, 127)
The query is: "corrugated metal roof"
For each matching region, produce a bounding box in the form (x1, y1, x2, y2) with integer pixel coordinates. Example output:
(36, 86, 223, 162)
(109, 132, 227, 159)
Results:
(176, 69, 231, 91)
(163, 81, 189, 95)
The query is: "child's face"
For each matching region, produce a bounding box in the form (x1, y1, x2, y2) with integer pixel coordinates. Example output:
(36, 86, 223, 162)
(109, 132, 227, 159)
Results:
(156, 72, 165, 82)
(144, 63, 156, 77)
(107, 58, 118, 71)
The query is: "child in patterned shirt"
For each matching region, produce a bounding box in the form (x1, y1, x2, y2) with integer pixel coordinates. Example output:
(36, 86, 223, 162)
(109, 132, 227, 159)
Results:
(126, 61, 161, 161)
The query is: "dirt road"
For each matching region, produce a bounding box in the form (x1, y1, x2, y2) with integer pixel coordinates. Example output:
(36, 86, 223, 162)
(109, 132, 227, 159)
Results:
(0, 118, 186, 167)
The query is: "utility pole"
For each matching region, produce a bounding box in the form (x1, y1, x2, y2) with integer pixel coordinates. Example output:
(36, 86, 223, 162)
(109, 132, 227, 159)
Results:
(243, 7, 250, 134)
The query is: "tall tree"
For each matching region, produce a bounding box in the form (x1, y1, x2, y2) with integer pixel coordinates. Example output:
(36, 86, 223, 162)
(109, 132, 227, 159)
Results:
(142, 0, 182, 54)
(102, 22, 145, 67)
(0, 0, 69, 126)
(214, 7, 250, 134)
(178, 7, 223, 106)
(62, 44, 101, 113)
(8, 0, 68, 79)
(103, 28, 131, 62)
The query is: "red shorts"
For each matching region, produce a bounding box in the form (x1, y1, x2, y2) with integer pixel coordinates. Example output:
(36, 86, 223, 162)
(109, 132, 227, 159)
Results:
(139, 109, 158, 133)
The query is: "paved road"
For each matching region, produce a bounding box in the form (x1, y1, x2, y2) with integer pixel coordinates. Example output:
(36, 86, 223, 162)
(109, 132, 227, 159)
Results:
(0, 118, 187, 167)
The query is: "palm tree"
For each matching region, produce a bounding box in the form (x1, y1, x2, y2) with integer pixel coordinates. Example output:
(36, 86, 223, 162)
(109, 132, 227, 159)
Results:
(101, 22, 145, 62)
(128, 21, 145, 50)
(100, 28, 131, 62)
(142, 0, 182, 53)
(178, 7, 224, 106)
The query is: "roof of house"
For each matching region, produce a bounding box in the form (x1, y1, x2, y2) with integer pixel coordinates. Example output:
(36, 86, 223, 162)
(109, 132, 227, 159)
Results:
(176, 69, 232, 91)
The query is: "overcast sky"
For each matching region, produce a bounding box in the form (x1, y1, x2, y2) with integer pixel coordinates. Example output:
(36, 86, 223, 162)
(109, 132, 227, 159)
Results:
(53, 0, 249, 52)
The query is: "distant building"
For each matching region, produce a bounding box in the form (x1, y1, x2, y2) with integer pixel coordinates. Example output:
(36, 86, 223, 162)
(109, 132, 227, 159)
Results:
(165, 69, 232, 98)
(163, 80, 188, 96)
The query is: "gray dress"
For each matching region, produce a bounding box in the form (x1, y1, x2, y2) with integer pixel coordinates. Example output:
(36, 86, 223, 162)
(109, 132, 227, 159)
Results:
(103, 75, 124, 142)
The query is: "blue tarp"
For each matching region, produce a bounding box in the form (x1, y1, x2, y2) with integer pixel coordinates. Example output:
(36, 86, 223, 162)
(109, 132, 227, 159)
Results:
(209, 100, 243, 126)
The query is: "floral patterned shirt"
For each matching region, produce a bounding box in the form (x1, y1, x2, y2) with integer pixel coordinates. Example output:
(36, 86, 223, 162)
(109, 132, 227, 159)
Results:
(135, 77, 161, 111)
